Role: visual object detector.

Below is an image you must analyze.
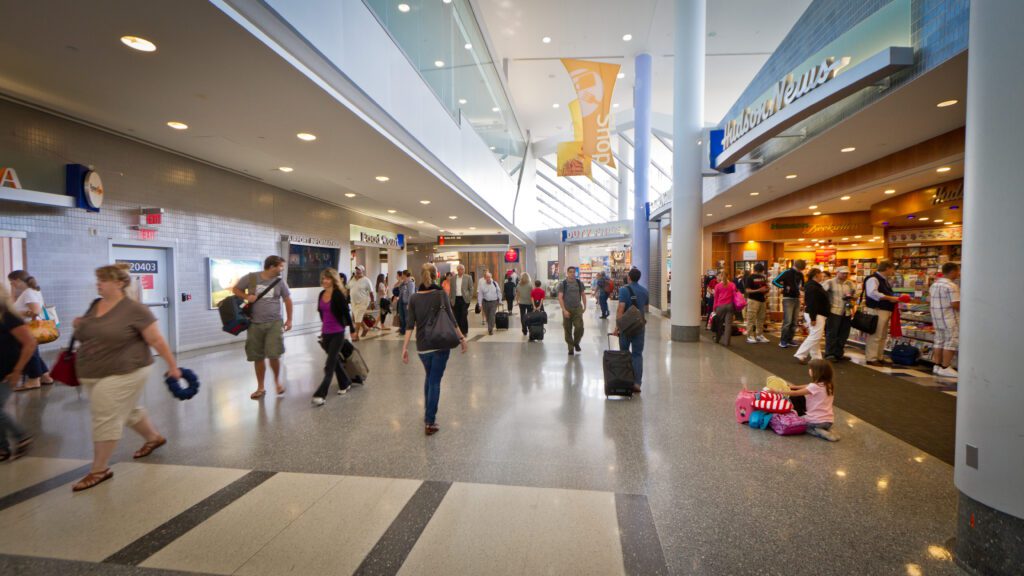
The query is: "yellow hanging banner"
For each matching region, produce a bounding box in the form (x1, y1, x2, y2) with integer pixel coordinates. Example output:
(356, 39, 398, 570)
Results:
(569, 99, 584, 142)
(561, 59, 619, 168)
(557, 141, 591, 177)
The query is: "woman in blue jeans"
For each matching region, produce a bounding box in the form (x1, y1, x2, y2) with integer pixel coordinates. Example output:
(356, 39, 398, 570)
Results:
(402, 263, 467, 436)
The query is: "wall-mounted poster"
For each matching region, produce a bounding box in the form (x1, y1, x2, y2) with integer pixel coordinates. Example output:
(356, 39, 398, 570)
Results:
(208, 258, 262, 309)
(287, 244, 339, 288)
(547, 260, 560, 280)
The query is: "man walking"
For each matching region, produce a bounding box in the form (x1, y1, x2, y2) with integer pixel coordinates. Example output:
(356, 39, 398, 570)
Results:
(233, 255, 293, 400)
(447, 264, 474, 336)
(929, 263, 961, 377)
(397, 270, 412, 335)
(558, 266, 587, 355)
(744, 263, 770, 343)
(773, 259, 806, 348)
(349, 265, 375, 341)
(612, 268, 648, 393)
(477, 271, 502, 335)
(596, 272, 612, 319)
(862, 260, 904, 366)
(823, 266, 856, 361)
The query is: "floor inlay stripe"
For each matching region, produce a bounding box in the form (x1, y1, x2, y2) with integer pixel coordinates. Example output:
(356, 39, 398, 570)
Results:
(0, 464, 91, 513)
(615, 493, 669, 576)
(103, 470, 277, 566)
(353, 480, 452, 576)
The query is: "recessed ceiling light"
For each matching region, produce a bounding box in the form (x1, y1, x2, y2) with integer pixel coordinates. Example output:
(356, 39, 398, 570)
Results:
(919, 217, 930, 221)
(489, 146, 496, 150)
(750, 192, 760, 196)
(617, 72, 625, 79)
(622, 34, 633, 41)
(296, 132, 316, 141)
(612, 103, 620, 108)
(542, 36, 552, 43)
(813, 211, 822, 216)
(120, 36, 156, 52)
(417, 220, 425, 224)
(706, 213, 713, 217)
(449, 215, 458, 220)
(936, 99, 959, 108)
(278, 166, 294, 173)
(420, 200, 431, 204)
(397, 3, 410, 13)
(344, 193, 356, 198)
(842, 237, 849, 241)
(375, 175, 389, 182)
(491, 107, 500, 112)
(387, 209, 397, 214)
(808, 205, 818, 210)
(725, 204, 733, 208)
(946, 221, 955, 225)
(434, 60, 445, 68)
(786, 174, 798, 179)
(552, 103, 560, 109)
(841, 147, 856, 153)
(852, 243, 858, 247)
(166, 121, 188, 130)
(469, 227, 477, 230)
(464, 43, 472, 50)
(458, 98, 467, 105)
(840, 195, 851, 200)
(798, 238, 805, 241)
(854, 235, 862, 238)
(933, 219, 943, 223)
(884, 189, 896, 194)
(936, 166, 951, 173)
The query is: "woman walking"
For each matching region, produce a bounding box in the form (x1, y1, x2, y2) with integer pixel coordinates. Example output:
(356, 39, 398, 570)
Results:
(713, 271, 738, 346)
(515, 273, 534, 335)
(72, 263, 180, 492)
(8, 271, 54, 390)
(0, 283, 35, 461)
(313, 268, 355, 405)
(376, 273, 391, 331)
(402, 263, 467, 436)
(794, 268, 830, 364)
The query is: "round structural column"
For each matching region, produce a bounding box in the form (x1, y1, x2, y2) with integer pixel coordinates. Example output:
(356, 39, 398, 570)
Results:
(670, 0, 705, 341)
(955, 1, 1024, 573)
(632, 52, 653, 288)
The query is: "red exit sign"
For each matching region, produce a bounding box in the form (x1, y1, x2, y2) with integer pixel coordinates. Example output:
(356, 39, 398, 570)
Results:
(145, 213, 162, 225)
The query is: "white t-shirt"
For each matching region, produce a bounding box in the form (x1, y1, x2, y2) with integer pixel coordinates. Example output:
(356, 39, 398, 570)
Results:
(350, 276, 374, 305)
(15, 289, 44, 316)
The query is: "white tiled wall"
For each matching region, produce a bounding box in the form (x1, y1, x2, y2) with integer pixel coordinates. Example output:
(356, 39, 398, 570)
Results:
(0, 99, 407, 352)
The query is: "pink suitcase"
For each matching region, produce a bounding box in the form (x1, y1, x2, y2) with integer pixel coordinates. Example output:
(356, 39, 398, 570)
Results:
(735, 390, 756, 423)
(770, 411, 807, 436)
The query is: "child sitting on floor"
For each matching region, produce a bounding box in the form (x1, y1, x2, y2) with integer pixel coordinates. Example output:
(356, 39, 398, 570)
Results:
(774, 359, 838, 441)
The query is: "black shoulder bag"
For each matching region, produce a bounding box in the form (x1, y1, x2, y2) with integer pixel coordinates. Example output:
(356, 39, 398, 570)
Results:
(850, 288, 879, 334)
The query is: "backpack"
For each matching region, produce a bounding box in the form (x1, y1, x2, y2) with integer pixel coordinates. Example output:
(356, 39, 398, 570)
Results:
(748, 410, 773, 430)
(560, 279, 584, 295)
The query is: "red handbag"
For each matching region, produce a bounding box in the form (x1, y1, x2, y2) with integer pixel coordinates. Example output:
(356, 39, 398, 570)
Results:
(753, 391, 794, 414)
(51, 299, 100, 387)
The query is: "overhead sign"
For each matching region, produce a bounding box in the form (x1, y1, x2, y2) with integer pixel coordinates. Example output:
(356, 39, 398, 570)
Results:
(437, 234, 510, 246)
(561, 221, 630, 243)
(504, 248, 520, 263)
(561, 59, 619, 168)
(713, 0, 912, 170)
(932, 180, 963, 205)
(350, 225, 405, 249)
(284, 234, 341, 248)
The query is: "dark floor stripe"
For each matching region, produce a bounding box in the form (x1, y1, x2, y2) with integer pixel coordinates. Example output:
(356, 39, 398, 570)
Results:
(469, 334, 485, 342)
(616, 493, 669, 576)
(0, 552, 219, 575)
(353, 480, 452, 576)
(103, 470, 276, 566)
(0, 463, 91, 512)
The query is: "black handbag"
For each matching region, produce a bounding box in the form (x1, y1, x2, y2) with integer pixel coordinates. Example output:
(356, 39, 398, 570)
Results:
(850, 292, 879, 334)
(419, 292, 461, 350)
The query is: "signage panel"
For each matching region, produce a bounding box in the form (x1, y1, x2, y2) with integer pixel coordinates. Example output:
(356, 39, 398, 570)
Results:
(437, 234, 510, 246)
(350, 225, 405, 249)
(117, 260, 159, 274)
(284, 234, 341, 248)
(561, 221, 631, 243)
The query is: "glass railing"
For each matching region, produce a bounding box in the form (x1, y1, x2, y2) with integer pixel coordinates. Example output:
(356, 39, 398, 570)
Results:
(362, 0, 526, 175)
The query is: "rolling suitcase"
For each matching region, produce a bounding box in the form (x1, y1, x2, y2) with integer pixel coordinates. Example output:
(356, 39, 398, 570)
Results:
(602, 334, 634, 398)
(342, 346, 369, 384)
(528, 323, 545, 341)
(495, 311, 510, 330)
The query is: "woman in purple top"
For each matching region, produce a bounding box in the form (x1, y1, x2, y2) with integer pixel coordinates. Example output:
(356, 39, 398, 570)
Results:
(312, 268, 355, 406)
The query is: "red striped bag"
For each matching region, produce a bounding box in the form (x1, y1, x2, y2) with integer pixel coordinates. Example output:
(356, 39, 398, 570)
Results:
(753, 391, 793, 414)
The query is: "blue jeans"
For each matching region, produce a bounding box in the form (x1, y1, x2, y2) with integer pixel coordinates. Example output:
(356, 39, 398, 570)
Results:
(618, 330, 645, 386)
(599, 292, 610, 317)
(25, 349, 49, 378)
(418, 349, 451, 425)
(781, 298, 800, 344)
(0, 382, 27, 452)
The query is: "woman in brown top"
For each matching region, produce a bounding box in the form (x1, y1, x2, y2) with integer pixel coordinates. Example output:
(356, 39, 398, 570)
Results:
(72, 263, 181, 492)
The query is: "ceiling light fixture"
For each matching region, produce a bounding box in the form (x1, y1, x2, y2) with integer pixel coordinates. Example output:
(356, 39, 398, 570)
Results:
(936, 99, 959, 108)
(278, 166, 294, 173)
(449, 215, 458, 220)
(808, 205, 818, 210)
(491, 106, 500, 112)
(375, 176, 389, 182)
(489, 146, 496, 151)
(166, 121, 188, 130)
(725, 204, 733, 208)
(397, 3, 410, 13)
(934, 219, 943, 223)
(622, 33, 633, 41)
(542, 36, 552, 43)
(434, 60, 445, 68)
(852, 243, 859, 247)
(296, 132, 316, 141)
(919, 217, 930, 221)
(786, 174, 797, 179)
(613, 103, 620, 108)
(617, 72, 625, 79)
(841, 147, 856, 153)
(813, 211, 822, 216)
(884, 189, 896, 194)
(420, 200, 431, 205)
(464, 43, 472, 50)
(798, 238, 805, 241)
(706, 213, 713, 217)
(937, 166, 951, 173)
(469, 227, 477, 230)
(842, 237, 849, 241)
(120, 36, 157, 52)
(840, 195, 851, 200)
(458, 98, 467, 104)
(387, 209, 397, 214)
(344, 193, 356, 198)
(417, 220, 425, 224)
(854, 235, 862, 238)
(750, 192, 760, 196)
(552, 103, 560, 109)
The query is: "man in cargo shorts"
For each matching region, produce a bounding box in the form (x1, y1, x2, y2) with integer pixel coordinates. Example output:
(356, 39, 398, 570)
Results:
(929, 262, 961, 378)
(233, 255, 293, 400)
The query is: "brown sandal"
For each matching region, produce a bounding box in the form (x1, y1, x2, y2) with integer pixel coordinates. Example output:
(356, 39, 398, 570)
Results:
(250, 389, 266, 400)
(133, 436, 166, 459)
(72, 469, 113, 492)
(425, 424, 440, 436)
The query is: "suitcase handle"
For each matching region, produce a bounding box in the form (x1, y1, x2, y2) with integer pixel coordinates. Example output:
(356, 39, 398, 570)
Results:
(606, 332, 621, 351)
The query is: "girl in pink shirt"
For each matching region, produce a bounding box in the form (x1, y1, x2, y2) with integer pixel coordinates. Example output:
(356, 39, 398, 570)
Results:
(775, 359, 839, 442)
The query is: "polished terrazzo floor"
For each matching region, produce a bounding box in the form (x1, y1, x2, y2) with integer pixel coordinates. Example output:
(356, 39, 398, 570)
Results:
(1, 303, 965, 575)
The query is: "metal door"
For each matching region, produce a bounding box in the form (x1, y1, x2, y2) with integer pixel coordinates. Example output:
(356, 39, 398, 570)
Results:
(112, 245, 173, 349)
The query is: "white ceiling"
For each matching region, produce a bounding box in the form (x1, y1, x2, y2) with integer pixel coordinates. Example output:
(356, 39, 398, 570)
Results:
(474, 0, 813, 140)
(0, 0, 507, 241)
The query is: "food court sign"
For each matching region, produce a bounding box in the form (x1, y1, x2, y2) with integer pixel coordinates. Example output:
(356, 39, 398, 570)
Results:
(350, 225, 404, 250)
(561, 221, 630, 243)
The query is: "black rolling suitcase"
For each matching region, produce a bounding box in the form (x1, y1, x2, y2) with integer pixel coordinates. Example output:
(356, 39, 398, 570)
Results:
(495, 311, 510, 330)
(602, 334, 634, 398)
(528, 323, 545, 341)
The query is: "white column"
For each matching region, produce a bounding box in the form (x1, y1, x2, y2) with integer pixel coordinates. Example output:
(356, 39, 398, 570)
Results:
(955, 0, 1024, 570)
(670, 0, 705, 341)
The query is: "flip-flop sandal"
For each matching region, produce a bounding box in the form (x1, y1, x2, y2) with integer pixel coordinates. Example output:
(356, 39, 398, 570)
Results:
(275, 385, 286, 395)
(15, 385, 41, 392)
(250, 390, 266, 400)
(12, 436, 32, 460)
(72, 469, 113, 492)
(134, 437, 166, 459)
(0, 451, 10, 462)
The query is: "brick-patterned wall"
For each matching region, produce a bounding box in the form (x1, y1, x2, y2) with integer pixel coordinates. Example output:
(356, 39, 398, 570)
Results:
(0, 99, 408, 352)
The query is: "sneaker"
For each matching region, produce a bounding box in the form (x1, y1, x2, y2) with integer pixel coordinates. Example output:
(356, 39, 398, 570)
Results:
(794, 355, 810, 365)
(756, 336, 770, 343)
(932, 365, 940, 374)
(311, 397, 325, 406)
(568, 349, 575, 356)
(779, 342, 789, 349)
(574, 344, 582, 352)
(338, 388, 349, 395)
(936, 366, 959, 378)
(746, 337, 757, 344)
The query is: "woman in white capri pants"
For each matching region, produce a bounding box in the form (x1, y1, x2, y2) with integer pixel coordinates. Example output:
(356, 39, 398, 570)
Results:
(794, 268, 831, 364)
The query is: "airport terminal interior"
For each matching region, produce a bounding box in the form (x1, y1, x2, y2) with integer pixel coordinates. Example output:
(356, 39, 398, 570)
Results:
(0, 1, 1021, 575)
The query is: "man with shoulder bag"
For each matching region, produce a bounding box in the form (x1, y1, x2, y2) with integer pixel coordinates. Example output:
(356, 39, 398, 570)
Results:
(232, 256, 293, 400)
(557, 267, 588, 355)
(612, 269, 648, 393)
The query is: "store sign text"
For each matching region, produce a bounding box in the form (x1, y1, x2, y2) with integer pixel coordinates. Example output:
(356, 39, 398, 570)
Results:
(350, 225, 405, 249)
(769, 222, 859, 235)
(721, 56, 849, 151)
(0, 167, 21, 189)
(932, 181, 963, 205)
(284, 234, 341, 248)
(561, 222, 630, 243)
